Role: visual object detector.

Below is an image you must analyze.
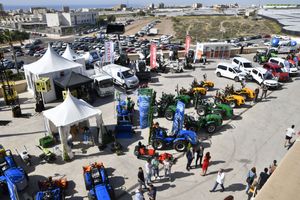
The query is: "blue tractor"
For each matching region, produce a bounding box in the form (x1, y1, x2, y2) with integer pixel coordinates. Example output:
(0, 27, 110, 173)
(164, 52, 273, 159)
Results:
(83, 163, 115, 200)
(0, 145, 28, 200)
(151, 128, 198, 152)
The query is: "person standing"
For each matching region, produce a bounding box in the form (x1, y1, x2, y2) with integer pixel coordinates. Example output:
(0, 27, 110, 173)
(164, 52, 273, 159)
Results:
(257, 168, 270, 190)
(261, 83, 268, 99)
(194, 144, 204, 168)
(284, 125, 296, 147)
(145, 159, 153, 185)
(135, 188, 145, 200)
(186, 148, 194, 171)
(138, 167, 147, 189)
(151, 156, 160, 180)
(147, 184, 157, 200)
(254, 87, 260, 103)
(269, 160, 277, 175)
(210, 169, 226, 192)
(163, 157, 172, 181)
(246, 167, 257, 194)
(201, 152, 211, 176)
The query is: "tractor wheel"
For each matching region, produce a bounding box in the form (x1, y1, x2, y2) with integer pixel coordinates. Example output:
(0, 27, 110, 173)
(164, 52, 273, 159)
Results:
(216, 72, 221, 77)
(152, 139, 165, 150)
(229, 101, 236, 108)
(188, 126, 197, 132)
(173, 141, 187, 152)
(196, 106, 206, 116)
(234, 76, 239, 82)
(215, 99, 222, 105)
(206, 123, 217, 134)
(152, 106, 159, 118)
(165, 110, 174, 121)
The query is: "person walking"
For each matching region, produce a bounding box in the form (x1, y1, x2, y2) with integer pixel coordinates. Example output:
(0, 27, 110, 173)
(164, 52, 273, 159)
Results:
(261, 83, 268, 99)
(254, 87, 260, 103)
(163, 157, 172, 181)
(186, 148, 194, 171)
(145, 159, 153, 185)
(147, 184, 157, 200)
(269, 160, 277, 175)
(201, 152, 211, 176)
(135, 188, 145, 200)
(257, 168, 270, 190)
(246, 167, 257, 194)
(210, 169, 226, 192)
(151, 156, 160, 180)
(247, 177, 258, 200)
(194, 144, 204, 168)
(138, 167, 147, 189)
(284, 125, 296, 147)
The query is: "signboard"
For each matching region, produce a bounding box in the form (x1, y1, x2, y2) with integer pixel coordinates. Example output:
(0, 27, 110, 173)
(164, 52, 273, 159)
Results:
(185, 35, 192, 55)
(194, 42, 204, 62)
(105, 41, 114, 63)
(150, 43, 157, 69)
(172, 101, 185, 135)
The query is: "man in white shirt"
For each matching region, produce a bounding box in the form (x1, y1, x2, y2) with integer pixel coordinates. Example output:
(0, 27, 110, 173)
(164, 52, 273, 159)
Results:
(145, 159, 153, 185)
(285, 125, 296, 147)
(210, 169, 225, 192)
(135, 188, 145, 200)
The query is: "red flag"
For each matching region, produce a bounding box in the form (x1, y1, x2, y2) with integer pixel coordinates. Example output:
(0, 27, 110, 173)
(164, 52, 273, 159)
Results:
(185, 35, 192, 55)
(150, 43, 157, 69)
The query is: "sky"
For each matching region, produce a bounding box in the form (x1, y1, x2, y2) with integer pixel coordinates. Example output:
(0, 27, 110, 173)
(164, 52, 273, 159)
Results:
(1, 0, 300, 6)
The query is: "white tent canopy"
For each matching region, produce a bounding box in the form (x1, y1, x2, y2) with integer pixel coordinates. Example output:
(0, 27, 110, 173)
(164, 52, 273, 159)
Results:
(62, 44, 81, 61)
(43, 91, 104, 160)
(24, 44, 83, 75)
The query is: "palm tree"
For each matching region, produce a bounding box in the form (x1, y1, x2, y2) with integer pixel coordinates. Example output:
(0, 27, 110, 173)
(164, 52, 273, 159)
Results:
(0, 29, 19, 75)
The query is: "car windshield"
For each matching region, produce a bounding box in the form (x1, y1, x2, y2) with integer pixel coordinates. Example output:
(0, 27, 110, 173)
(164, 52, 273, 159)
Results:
(264, 73, 274, 80)
(233, 67, 242, 73)
(275, 68, 283, 73)
(244, 62, 253, 68)
(122, 70, 134, 78)
(99, 79, 113, 88)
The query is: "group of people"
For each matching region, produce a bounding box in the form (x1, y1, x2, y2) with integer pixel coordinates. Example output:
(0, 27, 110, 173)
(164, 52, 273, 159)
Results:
(185, 144, 210, 176)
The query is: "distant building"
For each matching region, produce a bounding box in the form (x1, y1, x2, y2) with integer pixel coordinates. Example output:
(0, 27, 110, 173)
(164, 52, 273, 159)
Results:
(30, 7, 47, 15)
(148, 3, 155, 10)
(0, 3, 4, 12)
(113, 4, 127, 11)
(192, 3, 202, 9)
(263, 4, 300, 9)
(158, 3, 165, 9)
(62, 6, 70, 12)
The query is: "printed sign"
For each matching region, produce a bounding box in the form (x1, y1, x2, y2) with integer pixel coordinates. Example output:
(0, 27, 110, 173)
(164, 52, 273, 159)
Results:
(172, 101, 185, 135)
(105, 41, 114, 63)
(150, 43, 157, 69)
(185, 35, 192, 55)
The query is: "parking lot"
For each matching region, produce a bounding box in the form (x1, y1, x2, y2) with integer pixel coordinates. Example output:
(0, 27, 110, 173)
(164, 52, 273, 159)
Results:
(1, 52, 300, 199)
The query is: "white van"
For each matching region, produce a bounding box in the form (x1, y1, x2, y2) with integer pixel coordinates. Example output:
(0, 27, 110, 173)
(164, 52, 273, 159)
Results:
(91, 73, 115, 97)
(102, 64, 139, 89)
(215, 63, 247, 82)
(250, 67, 280, 89)
(232, 57, 255, 74)
(268, 57, 298, 76)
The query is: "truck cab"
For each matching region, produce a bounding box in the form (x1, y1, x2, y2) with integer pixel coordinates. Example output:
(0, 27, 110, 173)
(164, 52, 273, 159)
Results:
(91, 74, 115, 97)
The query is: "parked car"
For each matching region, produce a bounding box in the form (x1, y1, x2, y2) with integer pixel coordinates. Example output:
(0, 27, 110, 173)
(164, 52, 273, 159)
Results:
(250, 67, 280, 89)
(263, 62, 290, 82)
(215, 63, 247, 82)
(268, 57, 298, 76)
(232, 57, 255, 75)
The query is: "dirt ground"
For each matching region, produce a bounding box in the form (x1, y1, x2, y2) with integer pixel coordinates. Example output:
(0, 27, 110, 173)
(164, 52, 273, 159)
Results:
(124, 17, 175, 39)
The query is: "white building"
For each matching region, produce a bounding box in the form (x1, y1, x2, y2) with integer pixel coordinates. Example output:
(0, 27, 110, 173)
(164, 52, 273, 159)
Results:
(0, 3, 4, 12)
(46, 11, 98, 27)
(192, 3, 202, 9)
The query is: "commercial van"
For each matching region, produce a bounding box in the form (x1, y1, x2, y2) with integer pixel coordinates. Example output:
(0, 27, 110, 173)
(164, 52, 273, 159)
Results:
(102, 64, 139, 89)
(215, 63, 247, 82)
(91, 73, 115, 97)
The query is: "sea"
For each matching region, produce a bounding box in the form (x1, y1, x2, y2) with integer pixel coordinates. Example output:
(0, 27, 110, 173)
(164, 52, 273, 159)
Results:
(4, 4, 142, 11)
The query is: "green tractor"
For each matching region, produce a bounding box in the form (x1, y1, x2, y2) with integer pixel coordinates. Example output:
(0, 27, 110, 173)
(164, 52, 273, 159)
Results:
(253, 49, 277, 64)
(195, 99, 234, 120)
(183, 113, 223, 134)
(153, 93, 191, 121)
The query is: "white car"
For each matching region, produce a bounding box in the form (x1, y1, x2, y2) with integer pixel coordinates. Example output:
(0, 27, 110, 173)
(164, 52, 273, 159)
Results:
(215, 63, 247, 82)
(232, 57, 255, 74)
(250, 67, 280, 89)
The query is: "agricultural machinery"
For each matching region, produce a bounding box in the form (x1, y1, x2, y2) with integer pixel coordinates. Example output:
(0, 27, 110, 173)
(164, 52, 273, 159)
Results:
(35, 177, 68, 200)
(195, 99, 234, 119)
(184, 114, 223, 134)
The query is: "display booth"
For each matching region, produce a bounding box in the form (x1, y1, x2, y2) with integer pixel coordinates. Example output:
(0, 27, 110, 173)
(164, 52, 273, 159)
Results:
(43, 91, 105, 161)
(23, 45, 84, 103)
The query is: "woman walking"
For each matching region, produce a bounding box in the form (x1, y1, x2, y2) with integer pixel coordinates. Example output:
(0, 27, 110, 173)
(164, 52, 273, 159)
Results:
(201, 152, 211, 176)
(246, 167, 257, 194)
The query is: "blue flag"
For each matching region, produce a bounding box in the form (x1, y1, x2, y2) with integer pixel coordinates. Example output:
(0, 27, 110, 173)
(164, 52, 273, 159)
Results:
(172, 101, 185, 134)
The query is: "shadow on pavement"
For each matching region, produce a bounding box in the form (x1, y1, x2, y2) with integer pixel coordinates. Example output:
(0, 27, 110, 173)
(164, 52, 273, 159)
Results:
(172, 171, 194, 179)
(210, 160, 226, 166)
(156, 183, 176, 191)
(226, 183, 247, 192)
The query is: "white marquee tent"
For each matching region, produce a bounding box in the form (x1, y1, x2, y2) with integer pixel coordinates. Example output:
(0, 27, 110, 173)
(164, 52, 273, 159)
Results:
(43, 91, 104, 160)
(23, 44, 84, 103)
(62, 44, 81, 61)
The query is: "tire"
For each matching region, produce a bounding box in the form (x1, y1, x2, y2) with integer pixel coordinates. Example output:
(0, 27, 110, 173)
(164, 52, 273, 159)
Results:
(152, 139, 165, 150)
(153, 106, 159, 118)
(229, 101, 236, 108)
(206, 123, 217, 134)
(215, 99, 222, 105)
(173, 140, 187, 152)
(196, 106, 206, 116)
(165, 110, 174, 121)
(216, 72, 221, 77)
(234, 76, 239, 82)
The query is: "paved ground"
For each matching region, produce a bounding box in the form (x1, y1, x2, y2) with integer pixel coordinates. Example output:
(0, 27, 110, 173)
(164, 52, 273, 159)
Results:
(1, 53, 300, 200)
